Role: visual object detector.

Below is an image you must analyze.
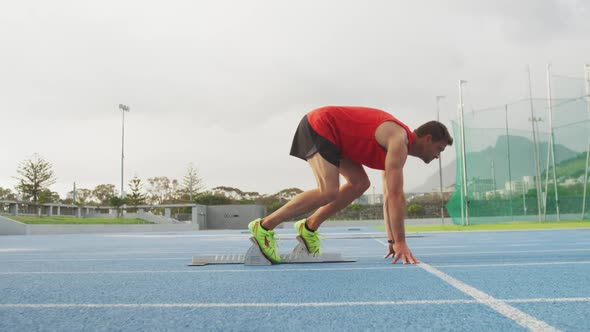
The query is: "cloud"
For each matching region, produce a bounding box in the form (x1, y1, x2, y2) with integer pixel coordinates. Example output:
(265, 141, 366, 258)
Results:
(1, 0, 589, 197)
(448, 0, 586, 44)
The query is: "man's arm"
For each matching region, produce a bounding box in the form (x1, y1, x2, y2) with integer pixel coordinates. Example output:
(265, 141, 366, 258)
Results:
(382, 171, 395, 258)
(383, 135, 419, 264)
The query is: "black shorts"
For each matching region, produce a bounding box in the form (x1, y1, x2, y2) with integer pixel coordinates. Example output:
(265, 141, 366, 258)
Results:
(289, 115, 342, 167)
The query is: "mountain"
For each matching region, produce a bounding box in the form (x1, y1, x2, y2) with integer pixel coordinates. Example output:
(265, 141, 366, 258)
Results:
(410, 161, 455, 193)
(410, 134, 579, 193)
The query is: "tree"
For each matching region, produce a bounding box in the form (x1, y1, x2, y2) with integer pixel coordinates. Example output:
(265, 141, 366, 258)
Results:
(254, 188, 303, 212)
(407, 203, 423, 217)
(0, 187, 17, 200)
(182, 163, 205, 201)
(275, 188, 303, 201)
(14, 154, 56, 204)
(66, 188, 90, 205)
(38, 189, 60, 204)
(93, 184, 118, 206)
(109, 196, 127, 218)
(127, 176, 146, 206)
(211, 186, 245, 200)
(69, 188, 92, 206)
(241, 191, 261, 202)
(36, 189, 60, 216)
(266, 200, 286, 214)
(350, 203, 363, 220)
(146, 176, 179, 205)
(194, 192, 233, 205)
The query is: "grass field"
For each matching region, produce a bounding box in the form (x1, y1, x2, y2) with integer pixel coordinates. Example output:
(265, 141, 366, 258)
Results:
(9, 216, 153, 224)
(6, 215, 590, 230)
(377, 220, 590, 232)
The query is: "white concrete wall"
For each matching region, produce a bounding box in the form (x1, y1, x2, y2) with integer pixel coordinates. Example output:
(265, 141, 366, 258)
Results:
(134, 211, 178, 224)
(26, 224, 197, 235)
(1, 204, 264, 234)
(0, 215, 198, 235)
(88, 212, 179, 224)
(205, 205, 266, 229)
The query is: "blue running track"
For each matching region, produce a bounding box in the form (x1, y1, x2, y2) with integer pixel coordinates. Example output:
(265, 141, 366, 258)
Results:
(1, 227, 589, 331)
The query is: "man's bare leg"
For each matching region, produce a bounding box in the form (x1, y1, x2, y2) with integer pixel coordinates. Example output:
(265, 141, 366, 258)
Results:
(306, 158, 370, 230)
(261, 153, 340, 230)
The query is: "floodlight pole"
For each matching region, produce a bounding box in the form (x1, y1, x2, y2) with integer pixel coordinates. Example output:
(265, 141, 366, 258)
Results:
(546, 64, 560, 221)
(436, 95, 446, 225)
(119, 104, 130, 198)
(459, 80, 469, 226)
(582, 64, 590, 219)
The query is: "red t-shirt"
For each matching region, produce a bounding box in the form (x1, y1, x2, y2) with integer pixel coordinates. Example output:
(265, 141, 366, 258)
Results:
(306, 106, 415, 170)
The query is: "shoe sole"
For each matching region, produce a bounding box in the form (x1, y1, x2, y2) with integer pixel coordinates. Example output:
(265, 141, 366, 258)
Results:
(252, 239, 280, 264)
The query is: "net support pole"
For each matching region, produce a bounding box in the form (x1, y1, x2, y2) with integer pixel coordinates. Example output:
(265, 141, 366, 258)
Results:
(546, 64, 560, 221)
(436, 95, 446, 225)
(505, 105, 514, 220)
(543, 131, 551, 219)
(459, 80, 470, 226)
(527, 65, 544, 223)
(582, 64, 590, 219)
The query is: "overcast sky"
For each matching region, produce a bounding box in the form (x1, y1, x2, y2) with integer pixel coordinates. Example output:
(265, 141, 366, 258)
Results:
(1, 0, 589, 198)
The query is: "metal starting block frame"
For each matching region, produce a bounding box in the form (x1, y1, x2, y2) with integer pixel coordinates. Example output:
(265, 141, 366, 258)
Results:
(188, 236, 355, 266)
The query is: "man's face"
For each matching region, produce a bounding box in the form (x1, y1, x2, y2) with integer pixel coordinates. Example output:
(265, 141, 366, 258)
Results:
(422, 136, 448, 164)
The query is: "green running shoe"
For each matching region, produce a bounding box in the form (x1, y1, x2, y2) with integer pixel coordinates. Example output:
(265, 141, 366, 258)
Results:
(294, 219, 321, 254)
(248, 218, 281, 263)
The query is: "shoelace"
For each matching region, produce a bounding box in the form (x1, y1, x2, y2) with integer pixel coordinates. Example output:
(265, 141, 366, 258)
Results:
(266, 231, 280, 256)
(302, 231, 322, 254)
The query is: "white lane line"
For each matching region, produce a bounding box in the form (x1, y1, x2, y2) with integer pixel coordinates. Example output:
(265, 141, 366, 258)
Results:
(1, 239, 587, 263)
(506, 298, 590, 303)
(105, 232, 386, 239)
(0, 300, 474, 308)
(378, 244, 539, 250)
(416, 248, 590, 256)
(375, 239, 560, 332)
(0, 251, 213, 256)
(435, 261, 590, 268)
(0, 267, 404, 275)
(373, 238, 387, 246)
(502, 244, 540, 247)
(0, 297, 587, 309)
(0, 258, 188, 262)
(1, 247, 589, 263)
(0, 248, 41, 253)
(420, 263, 560, 331)
(1, 237, 584, 259)
(2, 260, 589, 275)
(3, 247, 590, 262)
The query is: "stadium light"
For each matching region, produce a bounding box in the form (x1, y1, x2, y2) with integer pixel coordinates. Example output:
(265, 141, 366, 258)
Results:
(119, 104, 130, 198)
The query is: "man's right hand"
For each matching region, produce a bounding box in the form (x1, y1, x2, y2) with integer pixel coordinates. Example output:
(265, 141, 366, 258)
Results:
(391, 241, 420, 264)
(383, 242, 395, 259)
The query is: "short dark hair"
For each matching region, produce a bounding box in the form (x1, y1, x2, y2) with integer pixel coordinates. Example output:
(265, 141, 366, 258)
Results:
(414, 121, 453, 145)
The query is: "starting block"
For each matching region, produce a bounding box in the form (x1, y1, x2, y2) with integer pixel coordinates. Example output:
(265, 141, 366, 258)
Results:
(188, 236, 355, 266)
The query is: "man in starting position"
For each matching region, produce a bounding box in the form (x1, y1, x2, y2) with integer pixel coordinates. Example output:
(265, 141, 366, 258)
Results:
(248, 106, 453, 264)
